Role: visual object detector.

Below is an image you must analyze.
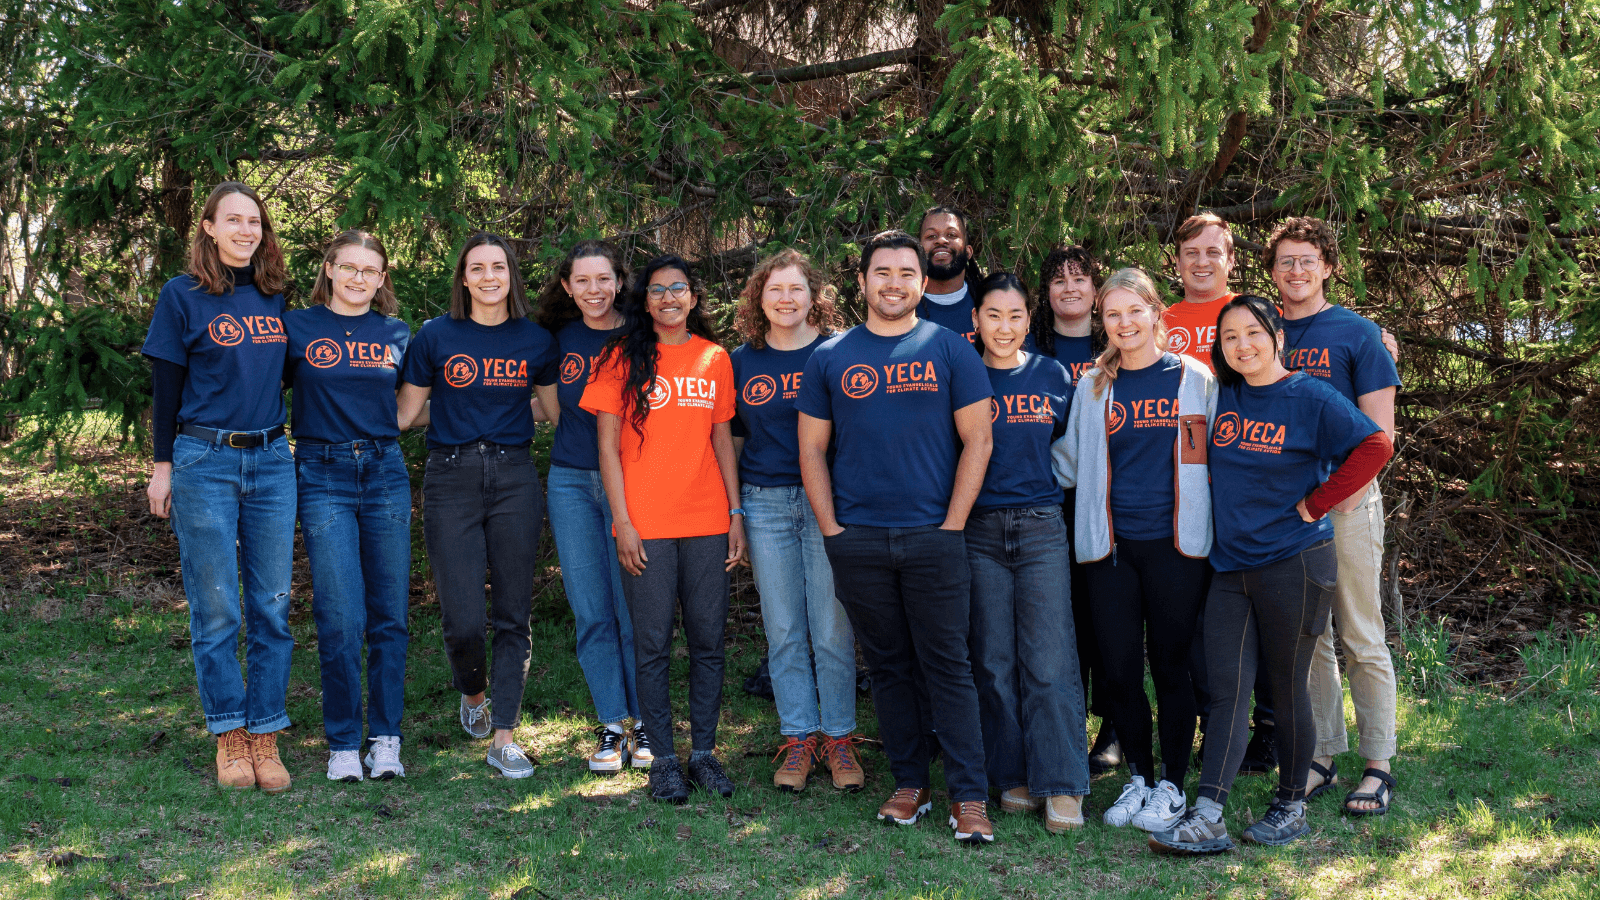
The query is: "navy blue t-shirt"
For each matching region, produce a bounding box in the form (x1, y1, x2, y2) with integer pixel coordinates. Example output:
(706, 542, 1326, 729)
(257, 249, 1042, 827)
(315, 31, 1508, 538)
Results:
(141, 272, 287, 432)
(549, 320, 624, 470)
(796, 320, 993, 527)
(400, 314, 559, 449)
(731, 334, 826, 487)
(285, 306, 411, 443)
(1106, 352, 1183, 541)
(1046, 333, 1096, 386)
(976, 353, 1073, 512)
(1209, 373, 1381, 572)
(1281, 306, 1401, 404)
(917, 285, 977, 345)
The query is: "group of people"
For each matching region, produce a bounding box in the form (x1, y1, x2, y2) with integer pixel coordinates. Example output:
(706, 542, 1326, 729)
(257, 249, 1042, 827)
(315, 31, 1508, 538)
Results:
(143, 182, 1401, 855)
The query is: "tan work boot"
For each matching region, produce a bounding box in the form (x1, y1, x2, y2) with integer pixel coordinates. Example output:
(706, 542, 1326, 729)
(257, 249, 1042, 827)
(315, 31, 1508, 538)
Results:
(1045, 794, 1085, 833)
(250, 730, 292, 794)
(1000, 786, 1043, 813)
(215, 728, 256, 790)
(772, 735, 816, 792)
(820, 734, 866, 791)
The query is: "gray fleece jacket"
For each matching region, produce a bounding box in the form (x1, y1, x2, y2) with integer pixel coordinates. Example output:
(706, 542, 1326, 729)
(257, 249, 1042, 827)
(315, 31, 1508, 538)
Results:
(1050, 353, 1218, 563)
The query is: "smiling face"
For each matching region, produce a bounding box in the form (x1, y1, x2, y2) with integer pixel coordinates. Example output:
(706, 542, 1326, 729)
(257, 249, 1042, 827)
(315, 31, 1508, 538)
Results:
(325, 245, 385, 312)
(975, 287, 1030, 363)
(919, 212, 969, 281)
(1271, 238, 1332, 310)
(1048, 265, 1095, 328)
(1176, 224, 1234, 302)
(201, 192, 263, 268)
(858, 246, 926, 324)
(646, 267, 697, 332)
(760, 264, 813, 330)
(463, 244, 511, 312)
(1100, 287, 1159, 358)
(1218, 305, 1284, 381)
(562, 255, 619, 324)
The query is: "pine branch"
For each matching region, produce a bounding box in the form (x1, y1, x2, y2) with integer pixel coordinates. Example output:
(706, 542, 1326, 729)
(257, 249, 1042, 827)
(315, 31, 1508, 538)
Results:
(739, 46, 919, 86)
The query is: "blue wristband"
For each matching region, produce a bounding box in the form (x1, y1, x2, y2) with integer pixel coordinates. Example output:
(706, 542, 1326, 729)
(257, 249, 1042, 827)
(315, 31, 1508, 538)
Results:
(728, 507, 746, 517)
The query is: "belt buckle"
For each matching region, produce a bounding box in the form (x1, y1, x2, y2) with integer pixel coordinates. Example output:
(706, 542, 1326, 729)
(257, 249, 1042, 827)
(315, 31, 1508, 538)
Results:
(227, 432, 251, 449)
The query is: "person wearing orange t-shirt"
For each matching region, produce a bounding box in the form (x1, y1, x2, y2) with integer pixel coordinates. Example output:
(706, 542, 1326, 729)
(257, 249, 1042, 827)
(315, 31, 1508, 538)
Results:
(1162, 213, 1239, 373)
(581, 255, 745, 805)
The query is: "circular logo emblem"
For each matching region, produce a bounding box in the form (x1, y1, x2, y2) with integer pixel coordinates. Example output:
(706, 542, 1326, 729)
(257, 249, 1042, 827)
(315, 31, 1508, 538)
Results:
(990, 398, 1000, 422)
(1167, 327, 1191, 355)
(742, 375, 777, 406)
(841, 364, 879, 400)
(1212, 411, 1241, 447)
(647, 375, 672, 410)
(559, 352, 586, 385)
(444, 354, 479, 388)
(306, 338, 342, 368)
(1107, 400, 1127, 435)
(208, 314, 245, 347)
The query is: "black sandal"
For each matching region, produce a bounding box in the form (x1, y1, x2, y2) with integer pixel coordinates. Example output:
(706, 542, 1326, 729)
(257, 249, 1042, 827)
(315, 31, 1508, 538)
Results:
(1305, 759, 1338, 801)
(1343, 767, 1395, 816)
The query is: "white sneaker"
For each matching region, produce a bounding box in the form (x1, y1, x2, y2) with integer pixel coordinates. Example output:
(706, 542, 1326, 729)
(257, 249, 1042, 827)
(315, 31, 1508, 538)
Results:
(1131, 779, 1187, 832)
(1102, 775, 1150, 827)
(364, 735, 405, 780)
(326, 749, 363, 783)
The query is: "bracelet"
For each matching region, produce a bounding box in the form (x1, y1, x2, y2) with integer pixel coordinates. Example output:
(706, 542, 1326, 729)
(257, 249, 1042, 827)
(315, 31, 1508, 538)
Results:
(728, 507, 746, 517)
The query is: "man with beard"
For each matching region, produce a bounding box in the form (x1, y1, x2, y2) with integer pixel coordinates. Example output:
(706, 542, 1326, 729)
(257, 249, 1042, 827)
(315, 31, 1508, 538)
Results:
(916, 206, 985, 344)
(797, 230, 997, 843)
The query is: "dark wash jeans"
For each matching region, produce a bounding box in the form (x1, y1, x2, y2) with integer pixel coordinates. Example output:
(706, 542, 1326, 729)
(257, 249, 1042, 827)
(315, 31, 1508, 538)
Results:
(422, 443, 543, 731)
(296, 438, 412, 751)
(620, 534, 731, 759)
(823, 524, 988, 802)
(1199, 540, 1336, 806)
(966, 506, 1089, 797)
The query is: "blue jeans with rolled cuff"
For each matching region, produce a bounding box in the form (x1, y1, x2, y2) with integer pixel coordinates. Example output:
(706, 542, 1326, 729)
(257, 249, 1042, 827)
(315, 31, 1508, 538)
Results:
(168, 432, 297, 735)
(296, 438, 412, 751)
(546, 465, 640, 725)
(743, 483, 857, 738)
(966, 505, 1089, 797)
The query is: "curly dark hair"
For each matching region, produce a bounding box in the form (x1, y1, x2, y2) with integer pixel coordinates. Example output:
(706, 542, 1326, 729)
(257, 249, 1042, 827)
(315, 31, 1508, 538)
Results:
(1261, 216, 1342, 278)
(597, 254, 719, 436)
(535, 240, 629, 332)
(1030, 244, 1102, 357)
(734, 248, 846, 349)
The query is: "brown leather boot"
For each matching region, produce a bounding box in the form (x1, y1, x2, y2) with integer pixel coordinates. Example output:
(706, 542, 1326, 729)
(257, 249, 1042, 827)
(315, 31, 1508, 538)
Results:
(771, 735, 816, 792)
(215, 728, 255, 790)
(250, 730, 292, 794)
(949, 800, 995, 844)
(876, 787, 933, 825)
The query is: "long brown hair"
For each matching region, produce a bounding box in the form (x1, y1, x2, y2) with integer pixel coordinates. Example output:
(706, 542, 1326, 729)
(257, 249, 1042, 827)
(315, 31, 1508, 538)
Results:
(449, 232, 531, 321)
(309, 230, 398, 316)
(1088, 267, 1169, 398)
(535, 240, 629, 331)
(734, 248, 845, 349)
(189, 182, 288, 296)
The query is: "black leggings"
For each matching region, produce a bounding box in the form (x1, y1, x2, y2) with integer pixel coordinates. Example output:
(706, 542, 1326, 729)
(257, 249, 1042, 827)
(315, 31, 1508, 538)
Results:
(1197, 540, 1336, 805)
(1084, 538, 1208, 786)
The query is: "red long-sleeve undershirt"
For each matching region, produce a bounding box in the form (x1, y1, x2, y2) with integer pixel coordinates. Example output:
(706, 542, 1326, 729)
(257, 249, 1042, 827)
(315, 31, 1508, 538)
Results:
(1304, 430, 1394, 520)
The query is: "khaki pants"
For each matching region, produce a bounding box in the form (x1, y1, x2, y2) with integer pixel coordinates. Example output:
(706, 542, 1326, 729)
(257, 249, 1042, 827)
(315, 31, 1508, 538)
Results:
(1308, 484, 1399, 761)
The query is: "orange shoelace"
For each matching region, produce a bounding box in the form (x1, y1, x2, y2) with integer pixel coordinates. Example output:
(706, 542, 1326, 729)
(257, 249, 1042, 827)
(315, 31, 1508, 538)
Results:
(772, 736, 815, 771)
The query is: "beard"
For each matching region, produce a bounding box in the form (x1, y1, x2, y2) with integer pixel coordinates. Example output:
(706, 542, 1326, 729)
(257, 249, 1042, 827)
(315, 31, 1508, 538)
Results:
(927, 247, 970, 282)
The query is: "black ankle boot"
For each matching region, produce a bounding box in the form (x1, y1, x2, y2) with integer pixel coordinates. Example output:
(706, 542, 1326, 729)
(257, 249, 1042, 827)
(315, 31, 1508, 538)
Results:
(1088, 725, 1121, 774)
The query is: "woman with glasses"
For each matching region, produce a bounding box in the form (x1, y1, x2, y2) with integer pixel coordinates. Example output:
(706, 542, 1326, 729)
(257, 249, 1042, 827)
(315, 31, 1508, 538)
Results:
(285, 230, 413, 783)
(581, 255, 745, 803)
(397, 232, 560, 778)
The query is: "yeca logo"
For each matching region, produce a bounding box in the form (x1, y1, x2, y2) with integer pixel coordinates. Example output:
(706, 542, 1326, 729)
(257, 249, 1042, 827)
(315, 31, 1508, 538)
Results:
(647, 375, 672, 410)
(742, 375, 777, 406)
(1212, 411, 1241, 447)
(559, 353, 586, 385)
(306, 338, 342, 368)
(444, 354, 479, 388)
(1107, 401, 1127, 435)
(209, 314, 245, 347)
(1167, 327, 1191, 354)
(841, 364, 879, 399)
(989, 398, 999, 422)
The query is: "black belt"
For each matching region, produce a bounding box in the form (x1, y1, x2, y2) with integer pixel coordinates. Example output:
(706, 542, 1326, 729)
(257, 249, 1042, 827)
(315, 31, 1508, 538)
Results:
(179, 424, 286, 448)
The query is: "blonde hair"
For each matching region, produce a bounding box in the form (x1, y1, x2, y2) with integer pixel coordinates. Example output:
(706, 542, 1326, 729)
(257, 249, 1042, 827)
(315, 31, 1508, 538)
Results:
(1088, 267, 1169, 398)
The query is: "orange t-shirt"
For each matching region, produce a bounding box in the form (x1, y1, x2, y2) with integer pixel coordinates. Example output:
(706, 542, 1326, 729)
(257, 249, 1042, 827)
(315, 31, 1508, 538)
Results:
(1162, 292, 1237, 372)
(579, 335, 736, 540)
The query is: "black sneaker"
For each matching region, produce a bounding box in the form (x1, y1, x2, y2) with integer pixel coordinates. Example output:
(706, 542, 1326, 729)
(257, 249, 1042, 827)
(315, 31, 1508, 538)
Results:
(686, 754, 736, 798)
(1242, 799, 1308, 846)
(648, 756, 690, 804)
(1238, 726, 1278, 776)
(1088, 725, 1121, 774)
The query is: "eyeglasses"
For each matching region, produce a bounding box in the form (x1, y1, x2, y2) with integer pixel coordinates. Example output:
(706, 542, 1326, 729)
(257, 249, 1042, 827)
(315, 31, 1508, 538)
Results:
(334, 264, 384, 281)
(646, 282, 691, 298)
(1274, 256, 1323, 272)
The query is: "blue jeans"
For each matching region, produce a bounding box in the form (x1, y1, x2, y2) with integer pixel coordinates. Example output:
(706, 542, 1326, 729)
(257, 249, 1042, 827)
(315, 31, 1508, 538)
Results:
(296, 439, 412, 751)
(966, 506, 1088, 796)
(547, 465, 639, 724)
(168, 432, 297, 735)
(742, 484, 856, 738)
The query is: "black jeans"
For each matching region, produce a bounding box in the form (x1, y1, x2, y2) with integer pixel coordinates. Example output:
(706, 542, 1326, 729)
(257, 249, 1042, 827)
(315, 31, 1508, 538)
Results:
(621, 534, 730, 759)
(422, 444, 543, 731)
(1063, 489, 1105, 723)
(1084, 537, 1208, 787)
(1198, 540, 1336, 805)
(823, 524, 988, 802)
